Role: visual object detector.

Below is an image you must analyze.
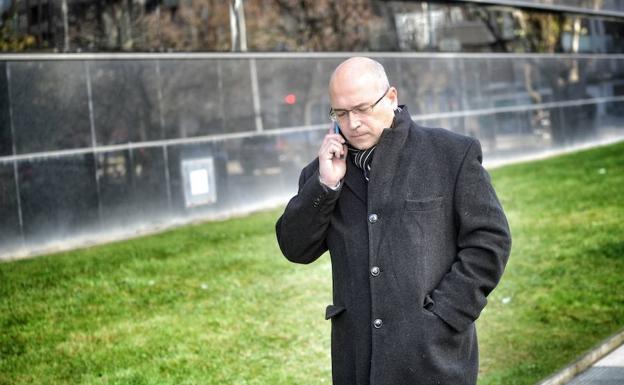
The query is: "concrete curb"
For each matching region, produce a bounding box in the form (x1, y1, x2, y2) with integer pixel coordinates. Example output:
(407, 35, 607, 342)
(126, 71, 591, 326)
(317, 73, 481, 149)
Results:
(536, 328, 624, 385)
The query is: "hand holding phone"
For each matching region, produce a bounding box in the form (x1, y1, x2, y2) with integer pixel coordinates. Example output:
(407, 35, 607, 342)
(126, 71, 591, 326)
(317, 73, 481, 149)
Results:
(318, 123, 347, 188)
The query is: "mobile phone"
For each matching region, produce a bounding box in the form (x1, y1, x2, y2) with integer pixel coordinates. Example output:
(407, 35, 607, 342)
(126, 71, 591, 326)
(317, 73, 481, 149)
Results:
(334, 123, 345, 160)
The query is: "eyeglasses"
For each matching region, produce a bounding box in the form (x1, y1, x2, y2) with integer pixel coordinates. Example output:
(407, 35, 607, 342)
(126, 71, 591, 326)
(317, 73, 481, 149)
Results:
(329, 86, 390, 122)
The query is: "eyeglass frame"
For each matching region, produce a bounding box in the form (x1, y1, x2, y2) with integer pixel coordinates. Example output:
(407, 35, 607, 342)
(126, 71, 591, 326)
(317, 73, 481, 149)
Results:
(329, 86, 390, 122)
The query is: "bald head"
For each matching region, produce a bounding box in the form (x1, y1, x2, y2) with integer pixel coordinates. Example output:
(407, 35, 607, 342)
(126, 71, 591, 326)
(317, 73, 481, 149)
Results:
(329, 57, 390, 96)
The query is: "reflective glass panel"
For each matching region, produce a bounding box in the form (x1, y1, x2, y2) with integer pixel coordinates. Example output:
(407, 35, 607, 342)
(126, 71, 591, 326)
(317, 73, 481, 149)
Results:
(220, 60, 256, 133)
(96, 147, 169, 227)
(89, 60, 163, 145)
(256, 58, 334, 130)
(160, 60, 226, 139)
(10, 61, 91, 154)
(0, 62, 12, 157)
(0, 162, 21, 251)
(18, 154, 99, 243)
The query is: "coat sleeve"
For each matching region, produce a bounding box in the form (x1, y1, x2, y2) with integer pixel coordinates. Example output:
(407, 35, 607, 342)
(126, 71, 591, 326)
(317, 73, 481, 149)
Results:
(428, 138, 512, 332)
(275, 162, 342, 264)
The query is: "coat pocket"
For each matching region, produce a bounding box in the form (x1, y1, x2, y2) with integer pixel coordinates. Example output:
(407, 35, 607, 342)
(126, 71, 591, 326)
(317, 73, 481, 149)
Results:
(422, 294, 457, 332)
(325, 304, 346, 320)
(404, 196, 443, 212)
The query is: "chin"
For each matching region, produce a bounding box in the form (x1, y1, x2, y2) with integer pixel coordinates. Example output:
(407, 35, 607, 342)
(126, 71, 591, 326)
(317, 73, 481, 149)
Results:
(354, 141, 374, 150)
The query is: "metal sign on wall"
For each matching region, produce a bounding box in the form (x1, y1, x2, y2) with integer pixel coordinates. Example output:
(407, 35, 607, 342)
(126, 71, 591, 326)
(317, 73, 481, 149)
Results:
(181, 157, 217, 208)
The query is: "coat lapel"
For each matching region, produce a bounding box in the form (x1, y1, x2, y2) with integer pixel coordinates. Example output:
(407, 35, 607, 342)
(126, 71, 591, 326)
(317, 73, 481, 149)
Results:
(367, 122, 410, 208)
(343, 155, 367, 204)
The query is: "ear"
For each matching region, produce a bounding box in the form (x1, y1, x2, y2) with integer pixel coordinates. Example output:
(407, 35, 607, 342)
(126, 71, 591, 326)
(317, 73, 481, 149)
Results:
(387, 86, 399, 110)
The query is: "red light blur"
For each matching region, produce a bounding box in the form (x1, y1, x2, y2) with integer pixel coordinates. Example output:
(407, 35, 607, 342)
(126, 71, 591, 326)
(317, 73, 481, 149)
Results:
(284, 93, 297, 105)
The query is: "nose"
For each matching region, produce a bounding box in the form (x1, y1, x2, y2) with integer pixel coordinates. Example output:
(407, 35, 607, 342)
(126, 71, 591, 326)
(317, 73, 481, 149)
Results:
(345, 112, 361, 131)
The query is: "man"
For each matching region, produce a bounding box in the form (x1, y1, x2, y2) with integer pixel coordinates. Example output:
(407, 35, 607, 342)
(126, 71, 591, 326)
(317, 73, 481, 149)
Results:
(275, 57, 511, 385)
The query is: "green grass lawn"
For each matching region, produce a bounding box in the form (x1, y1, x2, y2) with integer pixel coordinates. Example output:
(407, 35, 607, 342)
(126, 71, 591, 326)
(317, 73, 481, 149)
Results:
(1, 141, 623, 385)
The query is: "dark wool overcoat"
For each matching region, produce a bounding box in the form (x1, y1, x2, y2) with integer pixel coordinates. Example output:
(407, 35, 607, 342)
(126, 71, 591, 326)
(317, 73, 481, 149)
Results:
(276, 106, 512, 385)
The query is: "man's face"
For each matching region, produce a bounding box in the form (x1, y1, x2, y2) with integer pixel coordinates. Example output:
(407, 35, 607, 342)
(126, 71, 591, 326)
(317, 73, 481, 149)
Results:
(329, 75, 397, 150)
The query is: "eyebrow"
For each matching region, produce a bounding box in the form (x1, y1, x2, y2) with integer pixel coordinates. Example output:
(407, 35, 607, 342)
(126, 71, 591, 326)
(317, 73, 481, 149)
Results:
(333, 102, 369, 111)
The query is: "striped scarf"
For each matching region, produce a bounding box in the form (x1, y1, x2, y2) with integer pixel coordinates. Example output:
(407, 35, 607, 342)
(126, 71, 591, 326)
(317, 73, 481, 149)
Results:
(344, 107, 402, 182)
(348, 144, 376, 182)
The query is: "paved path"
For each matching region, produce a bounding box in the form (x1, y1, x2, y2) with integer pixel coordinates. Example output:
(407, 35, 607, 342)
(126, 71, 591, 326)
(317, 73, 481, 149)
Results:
(566, 344, 624, 385)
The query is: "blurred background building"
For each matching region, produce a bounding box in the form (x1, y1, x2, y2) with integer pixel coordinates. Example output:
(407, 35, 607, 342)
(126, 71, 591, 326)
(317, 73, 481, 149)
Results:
(1, 0, 624, 257)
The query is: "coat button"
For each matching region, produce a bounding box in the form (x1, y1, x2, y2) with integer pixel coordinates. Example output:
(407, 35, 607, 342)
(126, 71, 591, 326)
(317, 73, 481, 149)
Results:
(373, 318, 383, 328)
(370, 266, 380, 277)
(368, 213, 378, 223)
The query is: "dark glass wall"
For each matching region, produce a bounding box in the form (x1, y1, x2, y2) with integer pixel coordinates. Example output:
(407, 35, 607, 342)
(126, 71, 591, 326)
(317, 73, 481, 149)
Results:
(1, 54, 623, 258)
(3, 1, 624, 54)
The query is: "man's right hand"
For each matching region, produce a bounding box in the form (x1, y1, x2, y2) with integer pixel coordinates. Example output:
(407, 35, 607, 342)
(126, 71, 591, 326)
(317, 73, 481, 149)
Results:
(318, 126, 347, 188)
